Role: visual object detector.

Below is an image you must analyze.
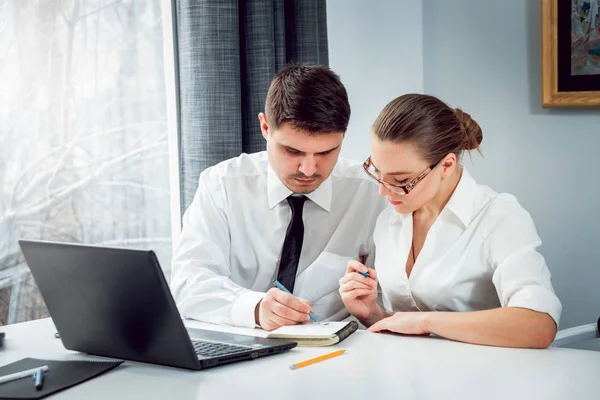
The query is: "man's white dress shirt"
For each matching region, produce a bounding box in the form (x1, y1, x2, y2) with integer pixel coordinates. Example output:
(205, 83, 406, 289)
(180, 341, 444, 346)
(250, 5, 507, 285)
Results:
(171, 151, 387, 328)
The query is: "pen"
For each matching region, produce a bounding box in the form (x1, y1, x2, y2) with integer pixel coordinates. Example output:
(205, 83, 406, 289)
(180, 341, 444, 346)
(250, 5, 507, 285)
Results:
(0, 365, 49, 385)
(33, 367, 44, 390)
(289, 349, 346, 370)
(356, 270, 370, 277)
(272, 279, 318, 322)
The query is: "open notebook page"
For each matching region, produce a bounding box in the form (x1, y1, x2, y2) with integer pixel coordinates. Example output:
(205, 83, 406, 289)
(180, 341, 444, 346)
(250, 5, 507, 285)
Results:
(266, 321, 351, 338)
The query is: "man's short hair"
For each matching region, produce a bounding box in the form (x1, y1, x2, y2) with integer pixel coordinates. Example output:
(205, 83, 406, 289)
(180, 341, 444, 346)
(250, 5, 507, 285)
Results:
(265, 63, 350, 135)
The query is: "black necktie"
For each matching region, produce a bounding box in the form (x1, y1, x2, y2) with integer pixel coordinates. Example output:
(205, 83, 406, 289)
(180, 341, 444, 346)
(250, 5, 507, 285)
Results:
(276, 195, 307, 293)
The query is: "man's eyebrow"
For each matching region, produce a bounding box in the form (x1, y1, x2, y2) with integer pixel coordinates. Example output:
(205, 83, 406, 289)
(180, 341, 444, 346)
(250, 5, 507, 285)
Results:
(316, 144, 341, 154)
(282, 145, 304, 153)
(281, 144, 341, 155)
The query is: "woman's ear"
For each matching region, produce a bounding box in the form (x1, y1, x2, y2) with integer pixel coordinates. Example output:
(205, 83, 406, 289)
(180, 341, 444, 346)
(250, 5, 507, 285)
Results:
(440, 153, 458, 177)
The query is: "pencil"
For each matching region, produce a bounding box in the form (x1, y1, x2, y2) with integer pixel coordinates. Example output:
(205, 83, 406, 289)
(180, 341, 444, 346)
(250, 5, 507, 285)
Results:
(289, 349, 345, 370)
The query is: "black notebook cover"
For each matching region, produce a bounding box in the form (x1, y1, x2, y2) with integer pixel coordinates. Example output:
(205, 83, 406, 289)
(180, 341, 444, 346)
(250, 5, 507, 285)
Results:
(0, 357, 123, 399)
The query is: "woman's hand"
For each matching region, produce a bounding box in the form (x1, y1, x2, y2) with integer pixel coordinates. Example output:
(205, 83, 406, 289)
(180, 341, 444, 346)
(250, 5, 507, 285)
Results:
(339, 260, 379, 321)
(368, 312, 429, 335)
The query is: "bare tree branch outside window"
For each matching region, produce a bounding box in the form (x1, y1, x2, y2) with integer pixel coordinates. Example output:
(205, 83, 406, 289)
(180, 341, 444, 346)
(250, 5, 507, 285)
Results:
(0, 0, 171, 325)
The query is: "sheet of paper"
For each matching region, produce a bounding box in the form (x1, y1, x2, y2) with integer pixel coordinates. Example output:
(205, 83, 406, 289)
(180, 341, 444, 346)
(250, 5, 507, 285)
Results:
(183, 319, 269, 338)
(268, 321, 349, 338)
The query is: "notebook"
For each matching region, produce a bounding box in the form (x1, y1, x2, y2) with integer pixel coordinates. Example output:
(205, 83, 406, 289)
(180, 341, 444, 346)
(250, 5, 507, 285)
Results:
(0, 357, 123, 399)
(266, 321, 358, 346)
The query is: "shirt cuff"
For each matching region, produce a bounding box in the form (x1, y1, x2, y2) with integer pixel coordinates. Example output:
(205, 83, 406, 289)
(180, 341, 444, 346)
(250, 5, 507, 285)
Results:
(505, 285, 562, 326)
(231, 290, 266, 328)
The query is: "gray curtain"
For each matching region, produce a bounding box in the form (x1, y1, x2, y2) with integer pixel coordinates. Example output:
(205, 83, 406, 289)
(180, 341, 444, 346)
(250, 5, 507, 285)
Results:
(174, 0, 329, 215)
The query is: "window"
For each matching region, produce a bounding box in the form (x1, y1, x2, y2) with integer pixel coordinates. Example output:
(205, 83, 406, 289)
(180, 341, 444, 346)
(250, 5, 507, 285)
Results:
(0, 0, 172, 324)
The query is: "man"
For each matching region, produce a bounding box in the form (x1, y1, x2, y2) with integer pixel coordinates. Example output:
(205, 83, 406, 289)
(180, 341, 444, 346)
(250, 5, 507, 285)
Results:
(170, 63, 386, 331)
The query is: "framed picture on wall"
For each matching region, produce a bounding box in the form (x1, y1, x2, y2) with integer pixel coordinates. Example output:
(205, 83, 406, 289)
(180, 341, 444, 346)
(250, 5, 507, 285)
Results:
(542, 0, 600, 107)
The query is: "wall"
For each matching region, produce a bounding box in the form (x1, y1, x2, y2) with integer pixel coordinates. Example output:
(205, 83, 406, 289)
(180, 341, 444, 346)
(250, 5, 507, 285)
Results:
(328, 0, 600, 330)
(423, 0, 600, 329)
(327, 0, 424, 162)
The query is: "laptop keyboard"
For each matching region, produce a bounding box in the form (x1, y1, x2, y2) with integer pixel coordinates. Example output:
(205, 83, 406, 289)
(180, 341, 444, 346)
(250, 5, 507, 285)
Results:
(192, 340, 250, 358)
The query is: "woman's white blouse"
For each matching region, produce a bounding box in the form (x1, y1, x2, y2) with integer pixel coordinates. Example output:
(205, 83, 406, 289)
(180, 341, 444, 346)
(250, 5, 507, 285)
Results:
(373, 168, 562, 325)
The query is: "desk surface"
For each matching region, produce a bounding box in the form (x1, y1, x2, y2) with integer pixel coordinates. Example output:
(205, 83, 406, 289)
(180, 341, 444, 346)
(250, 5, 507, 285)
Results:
(1, 318, 599, 400)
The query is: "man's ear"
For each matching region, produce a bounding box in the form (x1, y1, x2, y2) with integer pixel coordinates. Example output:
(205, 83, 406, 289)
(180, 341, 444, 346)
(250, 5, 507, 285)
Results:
(258, 113, 269, 140)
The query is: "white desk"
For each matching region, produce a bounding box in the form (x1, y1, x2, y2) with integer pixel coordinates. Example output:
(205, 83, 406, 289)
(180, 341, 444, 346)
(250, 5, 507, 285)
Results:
(1, 318, 599, 400)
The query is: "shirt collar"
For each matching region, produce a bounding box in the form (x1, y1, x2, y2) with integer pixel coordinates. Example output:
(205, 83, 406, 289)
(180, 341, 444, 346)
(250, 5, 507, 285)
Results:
(444, 166, 476, 228)
(267, 164, 332, 212)
(390, 210, 410, 226)
(389, 166, 476, 227)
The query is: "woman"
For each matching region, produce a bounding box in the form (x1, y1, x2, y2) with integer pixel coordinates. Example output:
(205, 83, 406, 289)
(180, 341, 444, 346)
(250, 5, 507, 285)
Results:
(339, 94, 561, 348)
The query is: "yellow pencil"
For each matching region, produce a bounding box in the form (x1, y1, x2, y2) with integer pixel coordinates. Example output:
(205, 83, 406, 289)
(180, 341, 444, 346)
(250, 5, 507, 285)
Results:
(289, 349, 346, 370)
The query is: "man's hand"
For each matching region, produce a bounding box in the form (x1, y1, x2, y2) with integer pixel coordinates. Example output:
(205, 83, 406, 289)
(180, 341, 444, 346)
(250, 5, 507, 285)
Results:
(255, 287, 314, 331)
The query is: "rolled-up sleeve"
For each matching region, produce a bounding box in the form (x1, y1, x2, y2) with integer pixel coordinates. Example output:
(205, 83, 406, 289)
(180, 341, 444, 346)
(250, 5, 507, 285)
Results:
(170, 171, 264, 328)
(487, 208, 562, 326)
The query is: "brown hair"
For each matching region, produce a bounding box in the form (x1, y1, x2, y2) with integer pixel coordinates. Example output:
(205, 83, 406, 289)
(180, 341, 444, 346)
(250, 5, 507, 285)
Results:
(372, 94, 483, 164)
(265, 63, 350, 135)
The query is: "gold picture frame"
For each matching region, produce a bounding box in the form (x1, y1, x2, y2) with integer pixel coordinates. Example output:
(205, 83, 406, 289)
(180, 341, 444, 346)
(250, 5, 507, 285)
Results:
(542, 0, 600, 107)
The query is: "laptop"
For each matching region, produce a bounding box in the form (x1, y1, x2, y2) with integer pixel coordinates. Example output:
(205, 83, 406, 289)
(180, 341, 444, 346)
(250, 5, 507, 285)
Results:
(18, 240, 297, 370)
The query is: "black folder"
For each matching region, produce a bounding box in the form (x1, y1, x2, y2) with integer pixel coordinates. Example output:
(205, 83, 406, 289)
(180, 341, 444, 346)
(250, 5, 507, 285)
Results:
(0, 357, 123, 399)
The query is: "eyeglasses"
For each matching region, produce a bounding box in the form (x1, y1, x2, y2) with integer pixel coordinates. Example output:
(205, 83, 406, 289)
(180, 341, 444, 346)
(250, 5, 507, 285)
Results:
(363, 157, 439, 195)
